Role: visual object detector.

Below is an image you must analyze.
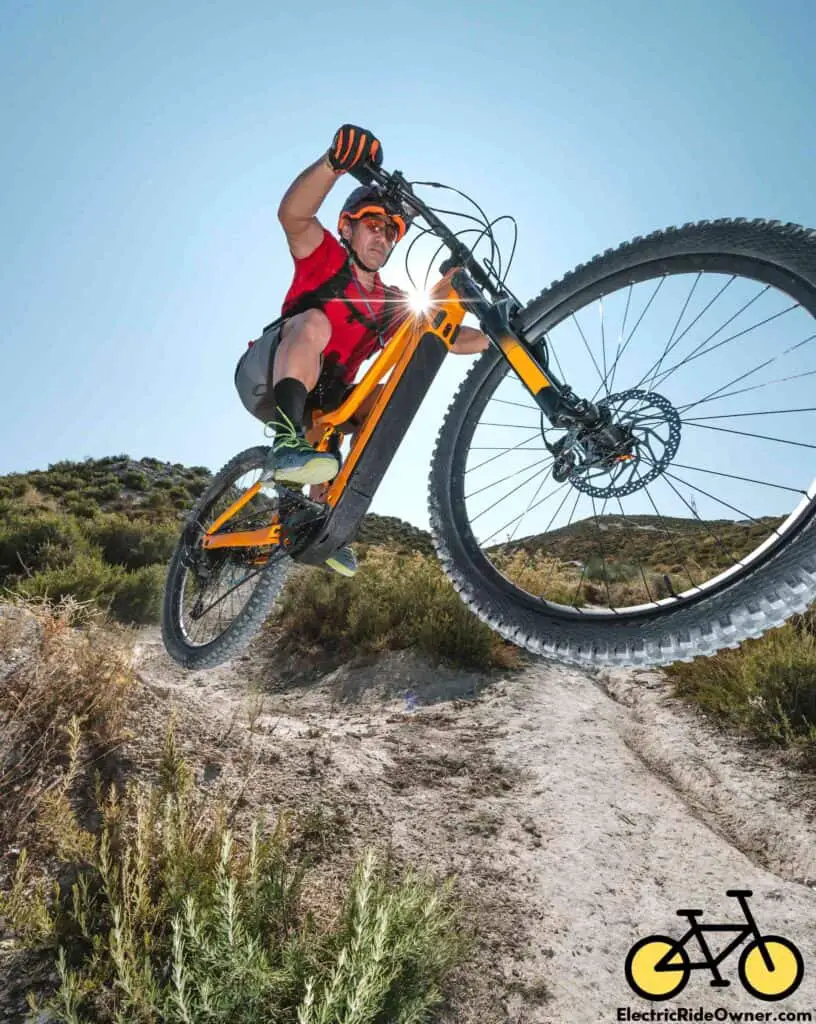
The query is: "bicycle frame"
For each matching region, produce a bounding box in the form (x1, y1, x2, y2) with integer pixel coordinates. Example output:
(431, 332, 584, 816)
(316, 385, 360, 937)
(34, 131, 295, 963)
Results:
(656, 894, 770, 980)
(201, 168, 587, 566)
(659, 921, 754, 975)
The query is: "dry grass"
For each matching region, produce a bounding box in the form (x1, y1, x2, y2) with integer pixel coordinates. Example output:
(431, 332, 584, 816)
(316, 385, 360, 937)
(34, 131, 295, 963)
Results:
(0, 597, 471, 1021)
(665, 619, 816, 763)
(0, 595, 137, 852)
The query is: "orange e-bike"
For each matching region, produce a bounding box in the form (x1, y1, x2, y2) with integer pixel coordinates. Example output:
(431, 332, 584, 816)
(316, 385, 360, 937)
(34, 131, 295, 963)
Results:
(162, 160, 816, 671)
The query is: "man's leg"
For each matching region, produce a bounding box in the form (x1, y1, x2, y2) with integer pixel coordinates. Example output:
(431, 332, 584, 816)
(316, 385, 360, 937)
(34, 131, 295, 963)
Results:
(265, 310, 340, 486)
(306, 384, 385, 501)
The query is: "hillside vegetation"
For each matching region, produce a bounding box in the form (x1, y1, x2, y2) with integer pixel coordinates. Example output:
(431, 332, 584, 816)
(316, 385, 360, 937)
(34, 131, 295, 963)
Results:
(0, 455, 813, 759)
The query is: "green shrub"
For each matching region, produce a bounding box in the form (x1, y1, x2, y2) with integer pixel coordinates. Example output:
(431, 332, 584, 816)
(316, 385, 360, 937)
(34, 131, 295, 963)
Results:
(187, 479, 208, 498)
(96, 481, 122, 501)
(122, 470, 148, 491)
(146, 490, 173, 513)
(2, 477, 29, 498)
(0, 511, 87, 579)
(279, 547, 519, 671)
(584, 556, 641, 583)
(14, 550, 166, 625)
(666, 621, 816, 757)
(65, 496, 98, 519)
(15, 550, 125, 610)
(109, 563, 166, 624)
(83, 514, 177, 571)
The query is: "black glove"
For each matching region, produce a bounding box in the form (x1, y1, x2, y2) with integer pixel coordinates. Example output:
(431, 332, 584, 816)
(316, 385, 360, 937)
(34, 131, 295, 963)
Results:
(326, 124, 382, 175)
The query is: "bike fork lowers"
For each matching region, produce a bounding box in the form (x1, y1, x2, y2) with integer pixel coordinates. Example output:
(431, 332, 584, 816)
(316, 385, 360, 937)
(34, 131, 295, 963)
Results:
(449, 269, 598, 430)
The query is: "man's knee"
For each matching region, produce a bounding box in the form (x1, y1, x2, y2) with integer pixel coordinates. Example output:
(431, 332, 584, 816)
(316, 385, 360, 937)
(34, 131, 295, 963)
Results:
(282, 308, 332, 350)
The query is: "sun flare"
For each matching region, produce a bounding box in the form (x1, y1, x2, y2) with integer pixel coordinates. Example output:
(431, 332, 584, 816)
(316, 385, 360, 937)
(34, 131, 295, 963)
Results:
(406, 286, 432, 314)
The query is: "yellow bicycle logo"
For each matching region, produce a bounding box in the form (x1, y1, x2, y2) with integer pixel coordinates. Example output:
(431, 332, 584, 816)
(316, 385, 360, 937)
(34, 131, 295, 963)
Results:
(625, 890, 804, 1001)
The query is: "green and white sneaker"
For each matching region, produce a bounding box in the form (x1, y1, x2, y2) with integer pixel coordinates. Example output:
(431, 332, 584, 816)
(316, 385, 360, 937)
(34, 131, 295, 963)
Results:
(263, 411, 339, 487)
(324, 546, 358, 578)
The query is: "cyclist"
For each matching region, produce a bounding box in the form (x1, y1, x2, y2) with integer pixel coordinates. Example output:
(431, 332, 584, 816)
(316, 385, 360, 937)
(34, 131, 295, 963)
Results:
(235, 124, 489, 576)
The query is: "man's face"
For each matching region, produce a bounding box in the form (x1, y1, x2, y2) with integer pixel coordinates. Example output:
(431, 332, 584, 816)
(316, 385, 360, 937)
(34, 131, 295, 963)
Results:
(346, 212, 398, 270)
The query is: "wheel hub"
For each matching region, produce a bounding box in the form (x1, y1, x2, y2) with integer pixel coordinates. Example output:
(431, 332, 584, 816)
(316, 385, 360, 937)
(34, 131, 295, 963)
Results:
(551, 389, 681, 498)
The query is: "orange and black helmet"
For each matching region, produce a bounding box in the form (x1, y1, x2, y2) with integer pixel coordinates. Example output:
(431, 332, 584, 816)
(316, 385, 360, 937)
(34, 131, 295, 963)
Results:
(338, 185, 415, 243)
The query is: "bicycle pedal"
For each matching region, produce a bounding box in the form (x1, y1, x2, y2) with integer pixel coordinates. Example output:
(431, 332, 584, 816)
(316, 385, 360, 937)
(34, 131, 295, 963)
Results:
(709, 980, 730, 987)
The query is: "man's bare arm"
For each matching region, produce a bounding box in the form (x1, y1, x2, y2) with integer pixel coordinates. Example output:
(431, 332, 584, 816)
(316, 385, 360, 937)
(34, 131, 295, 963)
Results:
(277, 153, 343, 259)
(450, 326, 490, 354)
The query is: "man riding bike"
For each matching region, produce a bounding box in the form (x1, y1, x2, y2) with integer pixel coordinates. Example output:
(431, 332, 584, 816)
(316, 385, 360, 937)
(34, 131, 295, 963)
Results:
(235, 124, 489, 577)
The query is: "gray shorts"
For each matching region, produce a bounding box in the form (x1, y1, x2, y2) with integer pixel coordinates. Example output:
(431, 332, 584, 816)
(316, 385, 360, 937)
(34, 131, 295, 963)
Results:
(234, 321, 284, 424)
(234, 317, 354, 428)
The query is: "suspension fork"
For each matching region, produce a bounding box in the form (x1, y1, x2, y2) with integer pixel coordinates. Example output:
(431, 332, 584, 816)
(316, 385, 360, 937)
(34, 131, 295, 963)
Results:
(450, 269, 604, 431)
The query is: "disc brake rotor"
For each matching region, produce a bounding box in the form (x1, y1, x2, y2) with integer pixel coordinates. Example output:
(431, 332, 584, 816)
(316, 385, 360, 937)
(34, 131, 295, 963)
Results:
(562, 389, 682, 498)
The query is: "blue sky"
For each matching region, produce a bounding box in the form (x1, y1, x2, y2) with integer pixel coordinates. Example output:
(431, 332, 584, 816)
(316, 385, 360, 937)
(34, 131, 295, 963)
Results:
(2, 0, 814, 530)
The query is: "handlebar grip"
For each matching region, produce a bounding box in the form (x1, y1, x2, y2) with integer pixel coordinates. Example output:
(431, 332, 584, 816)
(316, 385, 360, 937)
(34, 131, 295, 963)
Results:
(349, 160, 387, 187)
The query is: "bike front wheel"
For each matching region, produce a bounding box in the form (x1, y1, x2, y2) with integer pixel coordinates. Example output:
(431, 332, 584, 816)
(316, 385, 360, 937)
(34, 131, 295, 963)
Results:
(738, 935, 804, 1001)
(162, 446, 291, 669)
(429, 219, 816, 667)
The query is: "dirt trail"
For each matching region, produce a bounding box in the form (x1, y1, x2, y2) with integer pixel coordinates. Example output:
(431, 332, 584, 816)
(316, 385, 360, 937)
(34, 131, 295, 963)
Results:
(131, 627, 816, 1023)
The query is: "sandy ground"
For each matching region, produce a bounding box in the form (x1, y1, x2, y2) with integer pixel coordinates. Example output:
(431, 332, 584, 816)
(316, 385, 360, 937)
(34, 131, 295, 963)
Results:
(117, 624, 816, 1024)
(3, 599, 815, 1023)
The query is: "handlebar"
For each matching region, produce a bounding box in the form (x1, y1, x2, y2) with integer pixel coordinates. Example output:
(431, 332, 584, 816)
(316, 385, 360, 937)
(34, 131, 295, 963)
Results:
(350, 160, 508, 304)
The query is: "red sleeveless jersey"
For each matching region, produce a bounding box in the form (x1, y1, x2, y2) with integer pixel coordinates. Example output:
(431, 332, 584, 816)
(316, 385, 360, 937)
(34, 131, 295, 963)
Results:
(281, 229, 407, 383)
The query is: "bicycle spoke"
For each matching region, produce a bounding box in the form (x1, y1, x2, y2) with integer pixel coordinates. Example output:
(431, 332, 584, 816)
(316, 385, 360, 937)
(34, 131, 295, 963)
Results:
(599, 298, 608, 394)
(479, 422, 549, 430)
(641, 484, 701, 591)
(465, 458, 553, 501)
(614, 495, 656, 603)
(684, 407, 816, 419)
(191, 564, 266, 621)
(631, 274, 733, 393)
(546, 331, 568, 382)
(665, 461, 805, 495)
(603, 283, 633, 398)
(655, 473, 740, 565)
(683, 420, 816, 451)
(593, 277, 667, 402)
(649, 301, 797, 393)
(636, 447, 763, 526)
(677, 332, 816, 414)
(491, 396, 544, 413)
(676, 366, 816, 412)
(470, 461, 555, 525)
(572, 313, 605, 387)
(644, 272, 703, 394)
(467, 430, 543, 473)
(479, 479, 571, 548)
(508, 465, 557, 542)
(589, 493, 614, 608)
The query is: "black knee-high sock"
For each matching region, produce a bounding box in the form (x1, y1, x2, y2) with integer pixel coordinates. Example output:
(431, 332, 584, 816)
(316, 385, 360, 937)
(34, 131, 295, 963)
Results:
(272, 378, 308, 433)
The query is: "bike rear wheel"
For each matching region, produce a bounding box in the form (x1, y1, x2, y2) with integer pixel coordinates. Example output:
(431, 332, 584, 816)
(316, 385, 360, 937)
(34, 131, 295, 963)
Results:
(624, 935, 690, 1000)
(429, 219, 816, 667)
(161, 446, 291, 669)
